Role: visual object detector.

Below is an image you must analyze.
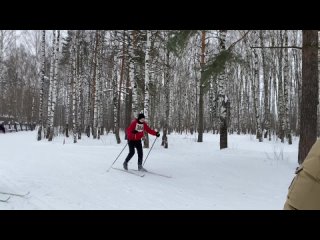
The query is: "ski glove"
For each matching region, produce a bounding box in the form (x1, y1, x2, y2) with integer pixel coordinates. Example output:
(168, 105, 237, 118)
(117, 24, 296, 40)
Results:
(132, 130, 138, 134)
(156, 132, 160, 137)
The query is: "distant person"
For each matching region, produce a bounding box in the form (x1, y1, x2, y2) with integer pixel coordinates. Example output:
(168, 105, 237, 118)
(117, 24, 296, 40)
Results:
(284, 140, 320, 210)
(0, 123, 5, 133)
(123, 113, 160, 172)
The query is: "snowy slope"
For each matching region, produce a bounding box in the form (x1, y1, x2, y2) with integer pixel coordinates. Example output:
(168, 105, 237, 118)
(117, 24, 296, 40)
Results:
(0, 131, 298, 209)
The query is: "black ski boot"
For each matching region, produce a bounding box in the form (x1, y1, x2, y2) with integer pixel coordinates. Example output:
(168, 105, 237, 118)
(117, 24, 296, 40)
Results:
(138, 165, 147, 172)
(123, 161, 128, 170)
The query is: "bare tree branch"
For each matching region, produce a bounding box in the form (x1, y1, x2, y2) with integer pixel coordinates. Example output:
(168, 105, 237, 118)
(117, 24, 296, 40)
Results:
(250, 46, 302, 49)
(228, 31, 250, 50)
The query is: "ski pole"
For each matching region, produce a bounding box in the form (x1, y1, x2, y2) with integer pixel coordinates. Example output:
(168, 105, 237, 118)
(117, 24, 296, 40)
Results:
(142, 136, 158, 167)
(106, 142, 128, 172)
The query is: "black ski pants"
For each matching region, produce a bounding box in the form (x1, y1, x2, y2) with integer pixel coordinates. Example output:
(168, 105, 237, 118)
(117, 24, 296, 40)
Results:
(125, 140, 143, 165)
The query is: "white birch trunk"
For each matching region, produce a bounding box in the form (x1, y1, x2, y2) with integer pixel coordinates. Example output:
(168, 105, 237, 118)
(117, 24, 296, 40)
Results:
(46, 30, 56, 139)
(48, 30, 60, 141)
(93, 43, 100, 139)
(259, 30, 271, 140)
(98, 34, 104, 139)
(197, 31, 206, 143)
(130, 30, 138, 119)
(65, 62, 72, 138)
(37, 30, 46, 141)
(77, 31, 83, 140)
(278, 31, 285, 142)
(144, 30, 151, 120)
(217, 30, 229, 149)
(92, 30, 99, 139)
(71, 36, 77, 143)
(113, 53, 120, 142)
(143, 30, 151, 148)
(252, 31, 262, 142)
(283, 30, 292, 144)
(162, 44, 170, 148)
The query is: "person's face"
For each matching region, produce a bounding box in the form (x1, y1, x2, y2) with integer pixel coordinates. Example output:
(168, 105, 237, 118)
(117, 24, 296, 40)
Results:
(139, 118, 145, 122)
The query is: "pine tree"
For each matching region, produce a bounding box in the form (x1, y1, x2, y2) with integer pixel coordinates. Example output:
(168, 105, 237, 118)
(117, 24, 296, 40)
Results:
(298, 30, 318, 164)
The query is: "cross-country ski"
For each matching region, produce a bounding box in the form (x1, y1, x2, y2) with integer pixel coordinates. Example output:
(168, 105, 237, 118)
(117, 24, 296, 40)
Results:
(0, 196, 10, 203)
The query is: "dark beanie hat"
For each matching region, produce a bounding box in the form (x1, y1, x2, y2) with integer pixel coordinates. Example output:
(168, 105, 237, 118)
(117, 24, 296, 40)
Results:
(138, 113, 145, 120)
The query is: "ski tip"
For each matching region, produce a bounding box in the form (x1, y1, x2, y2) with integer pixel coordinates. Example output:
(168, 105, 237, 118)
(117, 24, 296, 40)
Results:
(0, 196, 10, 203)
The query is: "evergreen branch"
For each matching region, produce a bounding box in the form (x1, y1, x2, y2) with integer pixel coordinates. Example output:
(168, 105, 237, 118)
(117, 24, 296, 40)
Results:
(167, 30, 198, 56)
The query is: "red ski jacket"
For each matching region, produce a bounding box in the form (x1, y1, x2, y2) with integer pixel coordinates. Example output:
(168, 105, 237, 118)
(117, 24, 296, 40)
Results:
(126, 119, 157, 141)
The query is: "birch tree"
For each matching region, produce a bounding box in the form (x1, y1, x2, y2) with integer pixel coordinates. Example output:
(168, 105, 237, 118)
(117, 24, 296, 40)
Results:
(124, 31, 133, 139)
(277, 31, 285, 142)
(115, 30, 126, 143)
(113, 52, 120, 143)
(217, 30, 230, 149)
(46, 30, 57, 140)
(283, 30, 292, 144)
(77, 30, 84, 140)
(131, 31, 139, 119)
(45, 30, 56, 139)
(252, 31, 262, 142)
(197, 31, 206, 143)
(91, 30, 100, 139)
(48, 30, 60, 141)
(37, 30, 46, 141)
(71, 35, 78, 144)
(97, 31, 104, 139)
(143, 30, 151, 148)
(162, 39, 170, 148)
(260, 30, 271, 141)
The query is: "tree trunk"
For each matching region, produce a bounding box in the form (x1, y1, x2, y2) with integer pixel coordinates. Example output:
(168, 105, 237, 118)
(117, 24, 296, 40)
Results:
(125, 31, 132, 140)
(277, 31, 285, 142)
(260, 30, 270, 141)
(98, 31, 104, 139)
(131, 30, 138, 119)
(162, 44, 170, 148)
(237, 67, 242, 135)
(113, 52, 121, 144)
(218, 30, 229, 149)
(94, 34, 101, 140)
(46, 30, 56, 139)
(71, 35, 77, 143)
(116, 30, 126, 144)
(298, 30, 318, 164)
(144, 30, 151, 148)
(209, 78, 215, 132)
(197, 31, 206, 143)
(37, 30, 45, 141)
(283, 30, 292, 144)
(77, 31, 84, 140)
(92, 30, 99, 139)
(252, 31, 262, 142)
(48, 30, 60, 141)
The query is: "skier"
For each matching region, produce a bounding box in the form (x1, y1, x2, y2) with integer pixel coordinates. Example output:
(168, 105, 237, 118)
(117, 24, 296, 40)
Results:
(284, 139, 320, 210)
(123, 113, 160, 171)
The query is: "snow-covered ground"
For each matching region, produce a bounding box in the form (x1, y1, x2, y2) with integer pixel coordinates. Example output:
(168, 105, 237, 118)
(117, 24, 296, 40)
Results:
(0, 130, 298, 209)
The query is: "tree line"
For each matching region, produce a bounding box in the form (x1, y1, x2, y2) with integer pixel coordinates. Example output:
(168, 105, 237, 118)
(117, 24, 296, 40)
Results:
(0, 30, 318, 163)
